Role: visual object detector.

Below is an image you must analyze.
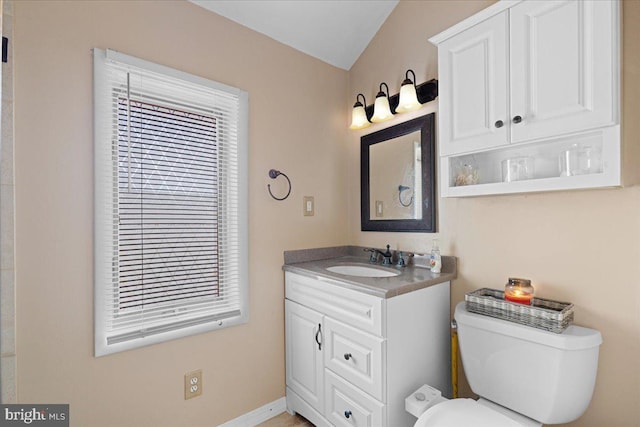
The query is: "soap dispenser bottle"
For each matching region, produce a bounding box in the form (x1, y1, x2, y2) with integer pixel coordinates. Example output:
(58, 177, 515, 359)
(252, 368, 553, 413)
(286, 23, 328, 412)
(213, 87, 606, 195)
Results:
(429, 239, 441, 273)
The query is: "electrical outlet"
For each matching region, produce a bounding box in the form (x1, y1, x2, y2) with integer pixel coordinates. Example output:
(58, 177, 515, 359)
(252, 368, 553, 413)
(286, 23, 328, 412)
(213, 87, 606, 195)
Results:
(184, 369, 202, 400)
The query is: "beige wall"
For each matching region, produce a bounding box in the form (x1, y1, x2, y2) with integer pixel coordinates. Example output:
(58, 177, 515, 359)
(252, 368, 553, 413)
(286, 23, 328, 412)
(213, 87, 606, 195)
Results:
(348, 1, 640, 426)
(13, 1, 347, 426)
(12, 1, 640, 426)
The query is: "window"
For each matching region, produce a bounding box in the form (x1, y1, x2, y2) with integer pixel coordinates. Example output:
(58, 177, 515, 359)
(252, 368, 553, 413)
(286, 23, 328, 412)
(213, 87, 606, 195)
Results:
(94, 49, 248, 356)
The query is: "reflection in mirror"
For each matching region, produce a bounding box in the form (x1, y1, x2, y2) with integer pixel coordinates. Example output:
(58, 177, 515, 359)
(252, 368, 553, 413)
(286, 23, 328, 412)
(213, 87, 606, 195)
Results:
(369, 130, 422, 220)
(361, 113, 436, 232)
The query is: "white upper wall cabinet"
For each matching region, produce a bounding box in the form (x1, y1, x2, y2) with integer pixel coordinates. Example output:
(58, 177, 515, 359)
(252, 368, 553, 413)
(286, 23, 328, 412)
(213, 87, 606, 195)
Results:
(509, 0, 616, 143)
(430, 0, 620, 197)
(437, 11, 509, 156)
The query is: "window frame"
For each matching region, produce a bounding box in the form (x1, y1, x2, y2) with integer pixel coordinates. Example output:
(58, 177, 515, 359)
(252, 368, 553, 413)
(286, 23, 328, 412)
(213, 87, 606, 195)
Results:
(93, 48, 249, 356)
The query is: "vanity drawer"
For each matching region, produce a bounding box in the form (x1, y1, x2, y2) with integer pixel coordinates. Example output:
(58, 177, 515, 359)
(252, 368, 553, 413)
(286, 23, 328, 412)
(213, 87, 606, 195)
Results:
(324, 317, 385, 402)
(285, 272, 384, 336)
(325, 369, 385, 427)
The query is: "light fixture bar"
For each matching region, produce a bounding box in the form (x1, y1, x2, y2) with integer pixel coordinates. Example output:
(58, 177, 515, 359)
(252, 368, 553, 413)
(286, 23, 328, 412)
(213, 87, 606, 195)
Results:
(363, 79, 438, 120)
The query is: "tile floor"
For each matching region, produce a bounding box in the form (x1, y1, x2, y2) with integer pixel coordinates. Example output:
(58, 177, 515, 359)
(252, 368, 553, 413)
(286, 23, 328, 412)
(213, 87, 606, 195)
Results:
(256, 412, 314, 427)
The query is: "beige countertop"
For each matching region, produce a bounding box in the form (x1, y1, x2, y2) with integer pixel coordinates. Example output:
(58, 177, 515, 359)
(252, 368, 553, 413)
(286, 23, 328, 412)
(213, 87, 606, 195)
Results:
(282, 246, 457, 298)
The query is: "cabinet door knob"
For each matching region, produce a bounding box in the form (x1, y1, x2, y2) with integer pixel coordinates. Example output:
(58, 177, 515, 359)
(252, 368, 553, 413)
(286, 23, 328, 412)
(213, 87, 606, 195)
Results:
(344, 410, 352, 419)
(512, 115, 523, 124)
(494, 120, 504, 128)
(344, 353, 352, 361)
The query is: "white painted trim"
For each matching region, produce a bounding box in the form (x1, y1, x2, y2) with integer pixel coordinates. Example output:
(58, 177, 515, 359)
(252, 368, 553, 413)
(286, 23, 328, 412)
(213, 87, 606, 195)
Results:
(105, 49, 246, 96)
(428, 0, 521, 45)
(93, 48, 250, 356)
(218, 397, 287, 427)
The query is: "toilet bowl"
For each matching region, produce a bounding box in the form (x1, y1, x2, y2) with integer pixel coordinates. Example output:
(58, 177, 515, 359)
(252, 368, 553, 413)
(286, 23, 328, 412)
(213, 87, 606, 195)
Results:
(411, 302, 602, 427)
(414, 398, 540, 427)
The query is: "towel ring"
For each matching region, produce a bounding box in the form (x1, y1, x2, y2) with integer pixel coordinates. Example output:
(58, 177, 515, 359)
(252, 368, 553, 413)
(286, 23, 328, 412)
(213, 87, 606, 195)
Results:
(268, 169, 292, 201)
(398, 185, 413, 207)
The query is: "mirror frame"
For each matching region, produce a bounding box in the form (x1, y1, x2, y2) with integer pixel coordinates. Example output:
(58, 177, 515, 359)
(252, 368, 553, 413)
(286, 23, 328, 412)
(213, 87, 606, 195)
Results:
(360, 113, 436, 232)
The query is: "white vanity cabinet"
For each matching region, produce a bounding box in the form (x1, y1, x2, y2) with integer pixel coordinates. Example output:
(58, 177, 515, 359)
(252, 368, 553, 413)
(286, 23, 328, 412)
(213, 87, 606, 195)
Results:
(285, 271, 451, 427)
(430, 0, 621, 197)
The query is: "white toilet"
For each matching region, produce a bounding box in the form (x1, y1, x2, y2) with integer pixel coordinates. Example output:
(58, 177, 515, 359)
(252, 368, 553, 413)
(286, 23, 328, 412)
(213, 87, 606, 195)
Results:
(412, 302, 602, 426)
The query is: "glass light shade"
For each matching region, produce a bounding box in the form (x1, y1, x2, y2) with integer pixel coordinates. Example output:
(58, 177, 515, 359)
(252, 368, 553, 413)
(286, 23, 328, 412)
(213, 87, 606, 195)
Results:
(371, 96, 393, 123)
(349, 105, 371, 130)
(396, 83, 421, 113)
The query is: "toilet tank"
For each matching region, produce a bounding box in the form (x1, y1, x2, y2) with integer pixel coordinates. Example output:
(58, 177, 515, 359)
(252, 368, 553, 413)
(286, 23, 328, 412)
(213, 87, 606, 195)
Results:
(454, 302, 602, 425)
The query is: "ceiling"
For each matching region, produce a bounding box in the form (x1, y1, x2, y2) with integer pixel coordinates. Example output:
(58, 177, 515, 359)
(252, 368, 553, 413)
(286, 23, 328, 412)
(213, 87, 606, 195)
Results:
(189, 0, 399, 70)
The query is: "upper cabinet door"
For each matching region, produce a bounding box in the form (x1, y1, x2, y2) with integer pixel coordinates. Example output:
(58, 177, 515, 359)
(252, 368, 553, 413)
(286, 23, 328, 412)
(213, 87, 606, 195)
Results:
(438, 11, 509, 156)
(509, 0, 617, 143)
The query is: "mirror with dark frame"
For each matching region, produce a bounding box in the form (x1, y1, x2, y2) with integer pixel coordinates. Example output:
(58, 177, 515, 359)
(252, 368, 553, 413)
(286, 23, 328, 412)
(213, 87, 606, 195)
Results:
(361, 113, 436, 232)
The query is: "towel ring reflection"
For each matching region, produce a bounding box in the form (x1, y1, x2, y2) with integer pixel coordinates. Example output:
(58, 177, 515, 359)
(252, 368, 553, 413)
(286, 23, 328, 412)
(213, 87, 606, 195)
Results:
(398, 185, 413, 207)
(268, 169, 292, 201)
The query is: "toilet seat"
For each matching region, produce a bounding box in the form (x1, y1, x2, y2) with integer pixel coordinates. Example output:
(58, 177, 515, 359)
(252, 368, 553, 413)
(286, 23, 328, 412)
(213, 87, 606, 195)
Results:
(414, 399, 526, 427)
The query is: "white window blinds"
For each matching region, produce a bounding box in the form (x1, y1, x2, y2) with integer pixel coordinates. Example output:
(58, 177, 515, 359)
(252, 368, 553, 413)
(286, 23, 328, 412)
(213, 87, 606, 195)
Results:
(94, 49, 249, 356)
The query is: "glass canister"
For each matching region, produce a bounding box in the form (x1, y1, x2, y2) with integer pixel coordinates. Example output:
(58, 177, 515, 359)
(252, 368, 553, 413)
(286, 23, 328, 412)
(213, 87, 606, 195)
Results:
(504, 278, 534, 305)
(502, 157, 534, 182)
(577, 144, 603, 175)
(454, 164, 479, 186)
(559, 144, 603, 177)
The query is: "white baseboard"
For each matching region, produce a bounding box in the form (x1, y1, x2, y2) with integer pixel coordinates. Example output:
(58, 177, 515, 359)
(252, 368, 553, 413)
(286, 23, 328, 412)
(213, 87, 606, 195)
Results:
(218, 397, 287, 427)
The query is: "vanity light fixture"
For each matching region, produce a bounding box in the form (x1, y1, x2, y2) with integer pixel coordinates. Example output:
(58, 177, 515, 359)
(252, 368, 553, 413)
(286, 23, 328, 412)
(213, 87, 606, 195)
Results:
(349, 76, 438, 130)
(349, 93, 371, 130)
(396, 69, 422, 113)
(371, 82, 394, 123)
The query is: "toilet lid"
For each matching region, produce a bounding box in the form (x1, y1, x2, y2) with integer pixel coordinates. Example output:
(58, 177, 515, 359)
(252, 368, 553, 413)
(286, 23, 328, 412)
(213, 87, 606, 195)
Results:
(414, 399, 524, 427)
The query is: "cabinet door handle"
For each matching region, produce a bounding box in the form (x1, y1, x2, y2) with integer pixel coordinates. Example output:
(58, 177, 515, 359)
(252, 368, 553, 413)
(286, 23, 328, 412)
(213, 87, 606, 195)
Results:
(494, 120, 504, 128)
(344, 353, 352, 361)
(315, 324, 322, 351)
(344, 410, 352, 419)
(512, 115, 523, 124)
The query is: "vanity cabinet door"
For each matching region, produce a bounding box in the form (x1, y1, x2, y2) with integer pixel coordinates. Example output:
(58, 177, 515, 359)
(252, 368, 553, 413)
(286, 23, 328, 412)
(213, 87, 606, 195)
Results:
(509, 0, 617, 144)
(437, 10, 509, 156)
(285, 300, 325, 413)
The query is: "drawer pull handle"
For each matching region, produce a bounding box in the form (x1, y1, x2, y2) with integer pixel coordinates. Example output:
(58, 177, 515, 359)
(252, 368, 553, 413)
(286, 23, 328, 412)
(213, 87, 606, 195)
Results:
(344, 353, 352, 361)
(315, 324, 322, 351)
(494, 120, 504, 128)
(512, 115, 523, 124)
(344, 410, 352, 419)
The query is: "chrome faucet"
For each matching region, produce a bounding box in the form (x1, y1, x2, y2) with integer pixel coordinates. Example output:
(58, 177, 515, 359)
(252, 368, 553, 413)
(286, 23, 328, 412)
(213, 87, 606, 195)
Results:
(379, 245, 393, 265)
(396, 251, 415, 267)
(397, 251, 406, 267)
(364, 244, 394, 265)
(364, 248, 378, 263)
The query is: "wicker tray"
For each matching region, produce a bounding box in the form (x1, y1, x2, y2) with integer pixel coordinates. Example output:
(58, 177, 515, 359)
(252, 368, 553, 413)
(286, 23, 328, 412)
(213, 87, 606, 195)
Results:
(465, 288, 574, 333)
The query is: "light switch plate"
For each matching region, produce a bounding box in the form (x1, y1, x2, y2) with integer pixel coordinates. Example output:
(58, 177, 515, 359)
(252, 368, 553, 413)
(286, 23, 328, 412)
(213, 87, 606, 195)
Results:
(375, 200, 384, 217)
(303, 196, 314, 216)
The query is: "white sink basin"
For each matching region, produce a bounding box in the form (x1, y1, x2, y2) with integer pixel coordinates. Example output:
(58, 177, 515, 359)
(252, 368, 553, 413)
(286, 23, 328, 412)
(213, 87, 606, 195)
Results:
(326, 264, 400, 278)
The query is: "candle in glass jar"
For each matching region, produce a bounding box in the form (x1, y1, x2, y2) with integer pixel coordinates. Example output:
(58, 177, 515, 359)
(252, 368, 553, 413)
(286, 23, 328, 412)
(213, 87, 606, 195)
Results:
(504, 278, 534, 305)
